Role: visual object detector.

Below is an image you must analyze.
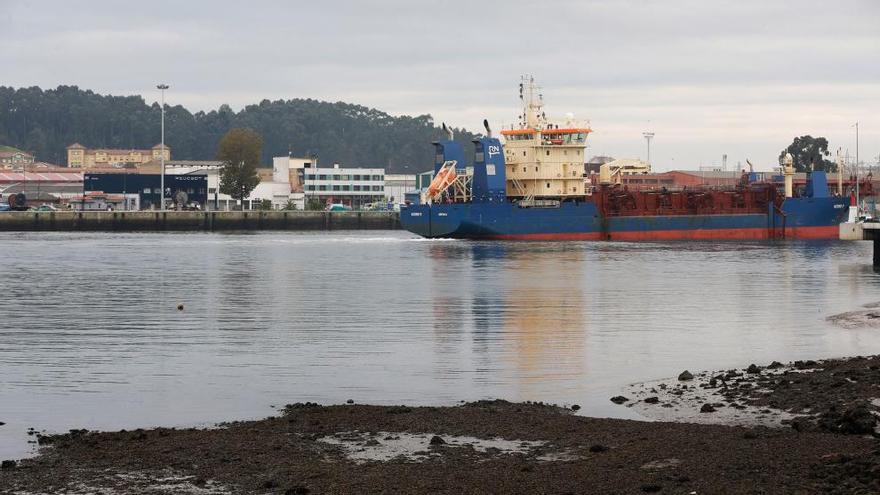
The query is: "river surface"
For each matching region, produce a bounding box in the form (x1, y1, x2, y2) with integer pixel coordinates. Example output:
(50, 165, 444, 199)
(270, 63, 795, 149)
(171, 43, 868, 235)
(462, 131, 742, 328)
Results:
(1, 231, 879, 458)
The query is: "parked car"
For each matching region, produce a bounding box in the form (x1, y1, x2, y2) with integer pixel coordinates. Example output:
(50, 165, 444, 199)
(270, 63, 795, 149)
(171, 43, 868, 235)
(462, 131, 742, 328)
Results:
(33, 204, 57, 212)
(0, 203, 10, 212)
(326, 203, 352, 212)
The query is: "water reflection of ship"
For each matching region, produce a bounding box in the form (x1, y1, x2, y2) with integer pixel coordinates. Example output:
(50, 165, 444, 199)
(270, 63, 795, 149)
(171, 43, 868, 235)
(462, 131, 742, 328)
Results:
(499, 245, 587, 396)
(428, 242, 587, 396)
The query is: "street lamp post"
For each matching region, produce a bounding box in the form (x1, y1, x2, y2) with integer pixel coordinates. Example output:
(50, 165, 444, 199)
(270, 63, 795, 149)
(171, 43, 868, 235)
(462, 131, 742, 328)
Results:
(157, 84, 169, 210)
(853, 121, 860, 214)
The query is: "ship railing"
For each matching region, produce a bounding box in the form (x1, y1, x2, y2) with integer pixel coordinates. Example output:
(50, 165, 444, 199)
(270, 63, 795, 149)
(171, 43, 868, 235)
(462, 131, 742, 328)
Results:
(509, 177, 527, 195)
(517, 198, 560, 208)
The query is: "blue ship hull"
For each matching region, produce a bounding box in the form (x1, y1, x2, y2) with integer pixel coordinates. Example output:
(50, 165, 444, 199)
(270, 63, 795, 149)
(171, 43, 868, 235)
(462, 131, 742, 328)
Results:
(400, 196, 848, 240)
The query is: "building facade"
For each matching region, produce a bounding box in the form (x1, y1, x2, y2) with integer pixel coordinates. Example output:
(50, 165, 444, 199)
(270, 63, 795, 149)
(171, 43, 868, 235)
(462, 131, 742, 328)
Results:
(302, 165, 385, 208)
(83, 173, 207, 209)
(0, 148, 35, 168)
(67, 143, 170, 168)
(383, 174, 416, 204)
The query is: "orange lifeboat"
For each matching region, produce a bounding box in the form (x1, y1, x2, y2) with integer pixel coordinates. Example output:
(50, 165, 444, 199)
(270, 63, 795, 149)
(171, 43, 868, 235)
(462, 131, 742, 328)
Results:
(427, 165, 457, 200)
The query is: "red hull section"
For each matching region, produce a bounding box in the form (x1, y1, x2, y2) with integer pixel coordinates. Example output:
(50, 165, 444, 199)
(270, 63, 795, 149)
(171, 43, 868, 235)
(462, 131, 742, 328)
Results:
(490, 225, 840, 242)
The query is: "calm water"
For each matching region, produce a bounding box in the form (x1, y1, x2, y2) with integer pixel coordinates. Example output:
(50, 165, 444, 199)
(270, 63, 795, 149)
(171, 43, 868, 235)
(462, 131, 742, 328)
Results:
(1, 231, 879, 458)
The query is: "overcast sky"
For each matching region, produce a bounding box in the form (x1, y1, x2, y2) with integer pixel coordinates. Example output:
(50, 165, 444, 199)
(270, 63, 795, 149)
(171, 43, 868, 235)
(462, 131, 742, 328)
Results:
(2, 0, 878, 171)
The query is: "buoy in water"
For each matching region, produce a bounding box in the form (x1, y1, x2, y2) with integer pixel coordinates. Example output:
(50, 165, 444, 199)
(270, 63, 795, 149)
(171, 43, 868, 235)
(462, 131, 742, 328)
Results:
(177, 304, 184, 311)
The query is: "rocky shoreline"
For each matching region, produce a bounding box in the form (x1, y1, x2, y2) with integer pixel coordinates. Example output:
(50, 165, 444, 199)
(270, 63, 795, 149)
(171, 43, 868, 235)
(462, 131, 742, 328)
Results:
(4, 356, 880, 494)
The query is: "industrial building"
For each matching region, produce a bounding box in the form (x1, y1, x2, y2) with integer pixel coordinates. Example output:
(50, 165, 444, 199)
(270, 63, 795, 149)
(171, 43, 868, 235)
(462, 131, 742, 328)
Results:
(83, 173, 208, 209)
(383, 174, 417, 204)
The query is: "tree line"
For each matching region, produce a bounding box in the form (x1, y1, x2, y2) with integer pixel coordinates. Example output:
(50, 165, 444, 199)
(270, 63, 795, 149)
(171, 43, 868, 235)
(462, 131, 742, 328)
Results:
(0, 85, 479, 172)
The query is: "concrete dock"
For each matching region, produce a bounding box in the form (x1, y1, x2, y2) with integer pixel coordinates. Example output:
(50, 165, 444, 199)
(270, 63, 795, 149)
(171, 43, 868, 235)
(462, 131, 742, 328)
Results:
(0, 210, 401, 232)
(840, 220, 880, 270)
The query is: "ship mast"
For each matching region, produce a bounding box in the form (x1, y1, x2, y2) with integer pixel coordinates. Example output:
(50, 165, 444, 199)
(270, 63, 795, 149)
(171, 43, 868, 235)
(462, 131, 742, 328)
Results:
(520, 75, 546, 130)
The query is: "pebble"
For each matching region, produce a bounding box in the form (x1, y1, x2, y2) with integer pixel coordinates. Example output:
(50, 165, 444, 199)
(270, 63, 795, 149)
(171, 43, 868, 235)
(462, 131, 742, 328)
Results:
(571, 404, 581, 411)
(678, 370, 694, 381)
(429, 435, 446, 446)
(1, 460, 16, 469)
(644, 397, 660, 404)
(700, 404, 716, 413)
(610, 396, 629, 404)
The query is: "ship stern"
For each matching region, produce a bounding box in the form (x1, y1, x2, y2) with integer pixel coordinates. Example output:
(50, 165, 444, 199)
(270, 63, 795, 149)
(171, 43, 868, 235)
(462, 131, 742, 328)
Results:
(399, 204, 463, 238)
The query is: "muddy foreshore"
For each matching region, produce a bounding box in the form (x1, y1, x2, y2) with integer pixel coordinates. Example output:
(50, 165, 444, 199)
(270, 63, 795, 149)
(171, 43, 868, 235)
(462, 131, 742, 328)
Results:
(5, 356, 880, 494)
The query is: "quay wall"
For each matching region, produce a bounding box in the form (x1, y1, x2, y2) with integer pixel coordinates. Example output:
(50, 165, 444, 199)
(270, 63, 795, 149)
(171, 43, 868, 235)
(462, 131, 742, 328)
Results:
(0, 211, 401, 232)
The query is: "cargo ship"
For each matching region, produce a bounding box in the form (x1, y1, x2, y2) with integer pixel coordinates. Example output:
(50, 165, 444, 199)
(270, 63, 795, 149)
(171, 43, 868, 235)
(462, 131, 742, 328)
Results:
(400, 77, 850, 240)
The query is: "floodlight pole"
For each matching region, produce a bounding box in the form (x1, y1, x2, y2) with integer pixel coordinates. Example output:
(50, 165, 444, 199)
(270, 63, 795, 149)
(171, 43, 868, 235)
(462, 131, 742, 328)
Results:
(157, 84, 169, 210)
(643, 132, 655, 167)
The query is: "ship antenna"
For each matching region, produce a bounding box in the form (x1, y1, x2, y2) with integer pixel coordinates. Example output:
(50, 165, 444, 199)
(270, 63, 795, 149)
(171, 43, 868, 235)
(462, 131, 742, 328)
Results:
(442, 122, 453, 140)
(483, 119, 493, 138)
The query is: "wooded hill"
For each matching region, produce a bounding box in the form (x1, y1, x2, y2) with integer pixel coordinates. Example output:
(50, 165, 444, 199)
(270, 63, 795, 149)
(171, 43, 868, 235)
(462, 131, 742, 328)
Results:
(0, 85, 479, 172)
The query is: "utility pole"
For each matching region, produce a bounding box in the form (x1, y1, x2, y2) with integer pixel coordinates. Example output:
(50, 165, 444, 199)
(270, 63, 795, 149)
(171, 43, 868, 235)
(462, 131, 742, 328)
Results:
(157, 83, 169, 210)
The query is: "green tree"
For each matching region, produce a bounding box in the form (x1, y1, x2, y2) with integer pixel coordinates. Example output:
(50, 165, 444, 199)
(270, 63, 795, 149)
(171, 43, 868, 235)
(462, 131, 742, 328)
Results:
(779, 135, 837, 173)
(217, 128, 262, 209)
(305, 197, 325, 211)
(0, 85, 479, 171)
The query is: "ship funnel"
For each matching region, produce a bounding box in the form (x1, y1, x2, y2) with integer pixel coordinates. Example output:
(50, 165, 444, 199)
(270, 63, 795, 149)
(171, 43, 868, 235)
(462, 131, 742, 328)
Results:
(783, 152, 795, 198)
(442, 122, 453, 141)
(483, 119, 493, 138)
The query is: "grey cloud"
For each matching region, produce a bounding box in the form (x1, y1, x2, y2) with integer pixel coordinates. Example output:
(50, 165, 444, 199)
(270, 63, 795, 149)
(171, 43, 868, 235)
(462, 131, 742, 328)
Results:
(1, 0, 878, 168)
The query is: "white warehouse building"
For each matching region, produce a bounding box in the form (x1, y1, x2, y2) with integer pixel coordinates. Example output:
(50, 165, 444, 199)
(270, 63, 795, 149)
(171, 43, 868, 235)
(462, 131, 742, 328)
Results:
(273, 156, 386, 209)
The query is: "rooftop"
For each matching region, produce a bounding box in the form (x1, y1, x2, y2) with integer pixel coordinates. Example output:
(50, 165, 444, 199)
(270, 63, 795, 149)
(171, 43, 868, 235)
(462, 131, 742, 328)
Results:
(66, 143, 169, 152)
